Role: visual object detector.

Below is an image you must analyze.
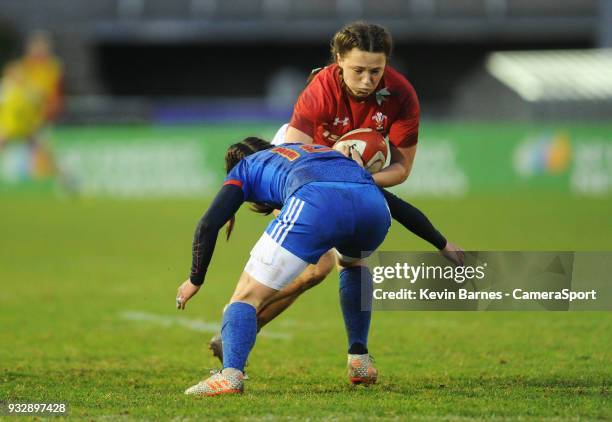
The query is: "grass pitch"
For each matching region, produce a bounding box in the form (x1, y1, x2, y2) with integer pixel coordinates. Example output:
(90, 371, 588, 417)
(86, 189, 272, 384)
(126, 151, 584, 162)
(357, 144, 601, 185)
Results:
(0, 193, 611, 420)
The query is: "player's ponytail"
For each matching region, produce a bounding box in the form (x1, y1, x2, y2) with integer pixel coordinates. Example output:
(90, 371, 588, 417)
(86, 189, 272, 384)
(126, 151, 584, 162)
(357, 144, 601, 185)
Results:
(330, 21, 392, 62)
(224, 137, 274, 240)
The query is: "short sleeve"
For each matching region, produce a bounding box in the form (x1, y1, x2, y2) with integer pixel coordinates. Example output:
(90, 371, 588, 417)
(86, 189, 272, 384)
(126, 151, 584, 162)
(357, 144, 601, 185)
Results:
(289, 79, 327, 138)
(388, 83, 420, 148)
(224, 160, 249, 199)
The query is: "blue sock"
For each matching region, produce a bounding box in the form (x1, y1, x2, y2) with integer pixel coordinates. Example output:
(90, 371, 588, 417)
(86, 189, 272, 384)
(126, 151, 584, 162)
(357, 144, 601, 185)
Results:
(339, 266, 373, 355)
(221, 302, 257, 372)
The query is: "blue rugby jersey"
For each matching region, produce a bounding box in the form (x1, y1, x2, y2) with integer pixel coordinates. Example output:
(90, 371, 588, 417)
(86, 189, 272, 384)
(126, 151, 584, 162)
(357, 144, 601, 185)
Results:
(224, 143, 373, 205)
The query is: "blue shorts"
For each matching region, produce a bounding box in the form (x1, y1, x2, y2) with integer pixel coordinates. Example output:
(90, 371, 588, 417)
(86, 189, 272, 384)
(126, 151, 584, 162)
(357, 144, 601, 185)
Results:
(265, 181, 391, 264)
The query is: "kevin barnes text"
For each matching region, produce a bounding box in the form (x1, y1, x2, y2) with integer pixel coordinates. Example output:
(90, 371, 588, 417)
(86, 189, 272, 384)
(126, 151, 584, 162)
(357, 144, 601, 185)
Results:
(373, 288, 598, 302)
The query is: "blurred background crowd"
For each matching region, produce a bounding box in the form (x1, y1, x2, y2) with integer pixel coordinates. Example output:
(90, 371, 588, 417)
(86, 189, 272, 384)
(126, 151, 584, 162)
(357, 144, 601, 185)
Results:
(0, 0, 611, 196)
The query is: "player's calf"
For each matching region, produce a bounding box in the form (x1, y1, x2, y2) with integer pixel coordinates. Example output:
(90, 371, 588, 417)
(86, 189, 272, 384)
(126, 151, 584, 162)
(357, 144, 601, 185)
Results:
(209, 250, 335, 365)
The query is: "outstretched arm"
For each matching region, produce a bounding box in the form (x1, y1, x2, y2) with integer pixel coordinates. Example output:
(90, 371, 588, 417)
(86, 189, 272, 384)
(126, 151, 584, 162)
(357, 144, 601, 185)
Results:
(189, 184, 245, 285)
(176, 184, 244, 309)
(382, 189, 464, 265)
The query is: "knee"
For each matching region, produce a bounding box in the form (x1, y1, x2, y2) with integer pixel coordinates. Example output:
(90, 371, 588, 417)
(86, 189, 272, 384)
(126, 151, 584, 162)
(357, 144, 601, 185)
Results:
(337, 258, 366, 271)
(229, 294, 264, 311)
(229, 272, 278, 310)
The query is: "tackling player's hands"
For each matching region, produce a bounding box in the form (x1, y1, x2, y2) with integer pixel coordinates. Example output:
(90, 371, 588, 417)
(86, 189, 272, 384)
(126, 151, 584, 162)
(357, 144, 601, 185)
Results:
(340, 144, 364, 167)
(176, 279, 201, 310)
(440, 242, 465, 266)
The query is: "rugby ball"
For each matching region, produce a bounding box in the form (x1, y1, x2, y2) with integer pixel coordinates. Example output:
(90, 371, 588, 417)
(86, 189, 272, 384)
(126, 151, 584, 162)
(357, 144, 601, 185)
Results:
(333, 128, 388, 174)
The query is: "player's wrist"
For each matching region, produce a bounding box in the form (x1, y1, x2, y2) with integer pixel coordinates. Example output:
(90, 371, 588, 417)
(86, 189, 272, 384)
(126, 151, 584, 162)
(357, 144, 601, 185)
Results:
(189, 275, 203, 286)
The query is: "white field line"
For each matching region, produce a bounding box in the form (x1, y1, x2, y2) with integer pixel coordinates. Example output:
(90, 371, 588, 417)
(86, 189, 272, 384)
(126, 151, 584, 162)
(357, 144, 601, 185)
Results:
(119, 311, 291, 340)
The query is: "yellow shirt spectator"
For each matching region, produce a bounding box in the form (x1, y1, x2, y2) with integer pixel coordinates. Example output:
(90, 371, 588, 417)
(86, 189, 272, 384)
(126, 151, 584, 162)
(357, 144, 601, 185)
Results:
(20, 31, 64, 122)
(0, 62, 44, 141)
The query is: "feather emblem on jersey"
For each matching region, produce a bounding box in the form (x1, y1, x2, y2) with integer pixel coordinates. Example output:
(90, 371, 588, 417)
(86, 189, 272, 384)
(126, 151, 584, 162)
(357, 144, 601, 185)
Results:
(372, 112, 387, 131)
(375, 87, 390, 105)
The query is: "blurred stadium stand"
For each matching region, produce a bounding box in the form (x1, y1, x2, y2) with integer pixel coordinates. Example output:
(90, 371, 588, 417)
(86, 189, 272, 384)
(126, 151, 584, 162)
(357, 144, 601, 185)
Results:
(455, 49, 612, 120)
(1, 0, 610, 122)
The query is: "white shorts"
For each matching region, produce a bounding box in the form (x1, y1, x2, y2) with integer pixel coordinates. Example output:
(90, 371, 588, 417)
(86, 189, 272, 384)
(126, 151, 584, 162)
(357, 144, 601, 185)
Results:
(271, 123, 289, 146)
(244, 232, 309, 290)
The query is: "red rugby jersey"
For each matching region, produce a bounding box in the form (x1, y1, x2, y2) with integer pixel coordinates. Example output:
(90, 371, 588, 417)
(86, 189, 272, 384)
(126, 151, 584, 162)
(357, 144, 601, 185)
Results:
(289, 64, 420, 148)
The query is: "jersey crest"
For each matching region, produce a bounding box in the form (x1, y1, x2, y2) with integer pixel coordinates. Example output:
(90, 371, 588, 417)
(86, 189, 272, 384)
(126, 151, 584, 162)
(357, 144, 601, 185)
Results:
(372, 112, 388, 131)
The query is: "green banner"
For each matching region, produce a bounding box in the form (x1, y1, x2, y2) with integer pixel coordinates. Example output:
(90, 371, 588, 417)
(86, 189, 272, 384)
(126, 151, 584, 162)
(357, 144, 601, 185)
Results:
(1, 122, 611, 197)
(391, 122, 612, 197)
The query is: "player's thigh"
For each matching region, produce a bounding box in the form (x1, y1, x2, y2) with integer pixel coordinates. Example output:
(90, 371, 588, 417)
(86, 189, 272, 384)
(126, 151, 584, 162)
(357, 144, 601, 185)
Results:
(247, 194, 335, 292)
(230, 271, 280, 309)
(253, 205, 332, 299)
(269, 201, 334, 286)
(294, 248, 335, 290)
(244, 228, 310, 293)
(258, 249, 335, 309)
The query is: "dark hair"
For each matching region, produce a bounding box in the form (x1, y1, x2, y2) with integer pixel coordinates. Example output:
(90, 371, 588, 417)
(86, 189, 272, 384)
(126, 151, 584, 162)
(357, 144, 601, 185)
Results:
(225, 136, 272, 173)
(224, 137, 274, 240)
(330, 21, 393, 62)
